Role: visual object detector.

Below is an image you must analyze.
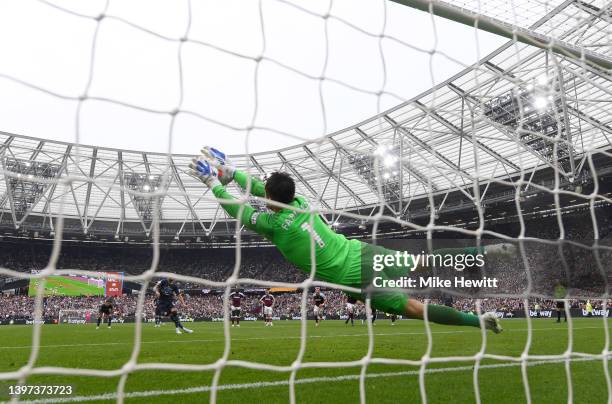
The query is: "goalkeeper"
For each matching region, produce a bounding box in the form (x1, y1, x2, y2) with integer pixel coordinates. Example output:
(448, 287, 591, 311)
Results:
(190, 147, 508, 333)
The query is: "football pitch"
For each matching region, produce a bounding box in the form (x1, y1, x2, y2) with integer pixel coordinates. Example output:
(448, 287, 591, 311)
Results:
(1, 318, 610, 403)
(28, 277, 103, 297)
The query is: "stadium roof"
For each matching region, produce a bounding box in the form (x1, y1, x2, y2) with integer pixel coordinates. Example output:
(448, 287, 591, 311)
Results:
(0, 0, 610, 239)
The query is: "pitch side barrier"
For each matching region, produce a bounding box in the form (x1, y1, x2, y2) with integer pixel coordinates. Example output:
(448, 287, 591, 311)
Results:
(1, 309, 609, 325)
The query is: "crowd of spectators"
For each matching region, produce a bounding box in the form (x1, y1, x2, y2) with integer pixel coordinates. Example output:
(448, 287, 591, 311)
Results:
(1, 290, 609, 322)
(0, 210, 610, 322)
(0, 244, 307, 284)
(0, 290, 351, 321)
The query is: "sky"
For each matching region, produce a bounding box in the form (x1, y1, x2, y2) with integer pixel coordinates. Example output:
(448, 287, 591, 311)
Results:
(0, 0, 507, 155)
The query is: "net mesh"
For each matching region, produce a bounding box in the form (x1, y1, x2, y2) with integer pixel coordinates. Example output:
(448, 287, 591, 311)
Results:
(0, 0, 610, 403)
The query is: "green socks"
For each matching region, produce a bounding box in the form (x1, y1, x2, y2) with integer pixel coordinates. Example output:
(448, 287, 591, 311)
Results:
(427, 304, 481, 328)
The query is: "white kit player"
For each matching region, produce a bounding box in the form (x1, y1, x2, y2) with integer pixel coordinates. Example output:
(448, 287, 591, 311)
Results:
(345, 295, 357, 326)
(260, 289, 275, 326)
(229, 288, 246, 327)
(312, 287, 325, 327)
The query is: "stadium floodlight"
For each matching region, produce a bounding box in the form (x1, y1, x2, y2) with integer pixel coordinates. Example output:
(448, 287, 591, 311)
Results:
(536, 74, 549, 86)
(375, 144, 389, 156)
(482, 78, 575, 174)
(124, 172, 164, 226)
(533, 96, 549, 111)
(347, 144, 404, 212)
(384, 155, 397, 168)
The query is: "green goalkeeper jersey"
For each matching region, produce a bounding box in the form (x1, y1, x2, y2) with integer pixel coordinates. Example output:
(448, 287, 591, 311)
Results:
(211, 171, 362, 285)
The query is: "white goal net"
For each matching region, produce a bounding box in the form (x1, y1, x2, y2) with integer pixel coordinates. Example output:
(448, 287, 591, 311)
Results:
(0, 0, 610, 403)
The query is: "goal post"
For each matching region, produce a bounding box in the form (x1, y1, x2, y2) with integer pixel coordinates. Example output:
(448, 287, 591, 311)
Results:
(389, 0, 612, 71)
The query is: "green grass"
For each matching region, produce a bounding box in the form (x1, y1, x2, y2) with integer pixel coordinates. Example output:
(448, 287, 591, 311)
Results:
(28, 276, 104, 297)
(1, 318, 610, 403)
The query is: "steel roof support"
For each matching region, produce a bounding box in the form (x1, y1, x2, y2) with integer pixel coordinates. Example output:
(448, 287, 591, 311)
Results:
(352, 127, 437, 193)
(302, 145, 365, 205)
(553, 56, 577, 177)
(0, 136, 15, 214)
(142, 153, 151, 174)
(29, 141, 44, 161)
(277, 152, 332, 211)
(86, 171, 121, 230)
(249, 156, 267, 177)
(355, 127, 440, 214)
(117, 151, 126, 236)
(433, 0, 606, 114)
(83, 148, 97, 231)
(481, 56, 579, 177)
(573, 1, 611, 20)
(6, 139, 53, 227)
(447, 82, 569, 176)
(1, 158, 18, 228)
(39, 145, 72, 230)
(412, 101, 521, 172)
(566, 105, 612, 139)
(383, 115, 472, 178)
(169, 157, 206, 234)
(65, 163, 87, 233)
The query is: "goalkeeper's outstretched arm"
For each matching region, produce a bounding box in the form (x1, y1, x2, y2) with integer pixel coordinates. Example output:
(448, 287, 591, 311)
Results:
(233, 170, 266, 198)
(200, 146, 266, 198)
(189, 157, 274, 238)
(212, 184, 274, 237)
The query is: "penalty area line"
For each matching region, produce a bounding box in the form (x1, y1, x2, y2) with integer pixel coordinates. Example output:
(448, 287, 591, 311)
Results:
(7, 357, 601, 404)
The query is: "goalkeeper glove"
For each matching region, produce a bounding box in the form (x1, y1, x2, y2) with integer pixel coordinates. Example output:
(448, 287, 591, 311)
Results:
(189, 158, 222, 188)
(201, 146, 235, 185)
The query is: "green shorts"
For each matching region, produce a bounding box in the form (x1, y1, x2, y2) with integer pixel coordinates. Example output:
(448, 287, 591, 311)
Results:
(340, 242, 485, 314)
(342, 242, 414, 316)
